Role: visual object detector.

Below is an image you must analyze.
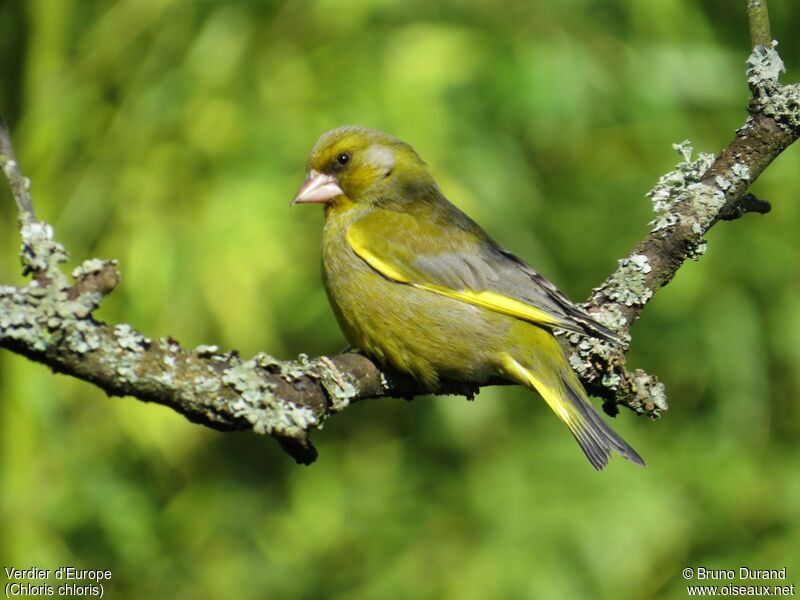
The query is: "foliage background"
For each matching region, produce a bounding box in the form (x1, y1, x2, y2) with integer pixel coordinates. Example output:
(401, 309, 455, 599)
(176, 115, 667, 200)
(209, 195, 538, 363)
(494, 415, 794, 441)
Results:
(1, 1, 799, 598)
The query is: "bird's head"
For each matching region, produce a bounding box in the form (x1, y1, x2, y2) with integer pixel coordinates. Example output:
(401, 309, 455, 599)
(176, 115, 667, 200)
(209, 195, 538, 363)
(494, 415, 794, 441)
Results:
(292, 126, 436, 209)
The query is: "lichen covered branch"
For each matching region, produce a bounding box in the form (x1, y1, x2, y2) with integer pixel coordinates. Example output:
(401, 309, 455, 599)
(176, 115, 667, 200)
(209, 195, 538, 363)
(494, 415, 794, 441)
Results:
(2, 40, 799, 464)
(574, 42, 799, 415)
(0, 276, 392, 464)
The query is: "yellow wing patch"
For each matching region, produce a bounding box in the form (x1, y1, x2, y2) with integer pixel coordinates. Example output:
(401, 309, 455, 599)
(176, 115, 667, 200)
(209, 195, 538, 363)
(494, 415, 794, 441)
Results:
(347, 226, 564, 328)
(346, 225, 410, 283)
(500, 354, 573, 425)
(419, 286, 564, 328)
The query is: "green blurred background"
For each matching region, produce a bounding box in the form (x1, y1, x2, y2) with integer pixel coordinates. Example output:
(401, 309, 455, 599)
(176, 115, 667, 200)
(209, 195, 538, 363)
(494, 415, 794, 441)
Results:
(2, 1, 799, 598)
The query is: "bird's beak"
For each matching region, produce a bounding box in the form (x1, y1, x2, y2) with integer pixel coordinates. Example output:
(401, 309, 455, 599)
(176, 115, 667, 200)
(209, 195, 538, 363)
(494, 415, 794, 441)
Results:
(292, 170, 344, 205)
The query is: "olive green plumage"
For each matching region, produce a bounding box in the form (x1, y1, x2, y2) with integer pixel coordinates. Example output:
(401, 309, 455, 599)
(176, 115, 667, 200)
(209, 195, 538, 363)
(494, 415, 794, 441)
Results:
(293, 125, 644, 470)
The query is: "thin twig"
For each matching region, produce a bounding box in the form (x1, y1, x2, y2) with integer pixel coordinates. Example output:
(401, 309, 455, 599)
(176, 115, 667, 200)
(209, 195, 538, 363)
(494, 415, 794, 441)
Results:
(747, 0, 772, 49)
(0, 113, 36, 224)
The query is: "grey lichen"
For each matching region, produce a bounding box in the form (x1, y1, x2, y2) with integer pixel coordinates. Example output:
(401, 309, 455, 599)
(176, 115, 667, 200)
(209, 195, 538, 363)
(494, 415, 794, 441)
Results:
(115, 364, 139, 384)
(313, 355, 359, 412)
(732, 162, 750, 181)
(747, 41, 784, 88)
(0, 154, 35, 222)
(20, 221, 69, 284)
(256, 353, 359, 412)
(64, 319, 103, 354)
(568, 348, 590, 378)
(633, 371, 669, 414)
(628, 254, 652, 274)
(223, 357, 319, 438)
(72, 258, 110, 279)
(163, 354, 177, 368)
(114, 323, 152, 352)
(650, 213, 679, 233)
(159, 337, 181, 352)
(564, 324, 657, 412)
(567, 350, 585, 374)
(1, 220, 124, 359)
(647, 141, 715, 234)
(607, 254, 653, 307)
(0, 283, 58, 353)
(191, 371, 223, 395)
(570, 303, 629, 350)
(651, 385, 668, 412)
(0, 157, 24, 187)
(566, 332, 617, 384)
(686, 183, 726, 226)
(715, 175, 732, 191)
(679, 182, 723, 263)
(601, 372, 621, 389)
(686, 240, 708, 261)
(159, 337, 181, 372)
(275, 353, 311, 381)
(747, 42, 800, 134)
(194, 344, 220, 357)
(1, 304, 33, 347)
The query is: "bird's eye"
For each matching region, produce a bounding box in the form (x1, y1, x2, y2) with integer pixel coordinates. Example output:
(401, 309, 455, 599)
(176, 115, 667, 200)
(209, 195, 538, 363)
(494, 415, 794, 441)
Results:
(336, 152, 351, 167)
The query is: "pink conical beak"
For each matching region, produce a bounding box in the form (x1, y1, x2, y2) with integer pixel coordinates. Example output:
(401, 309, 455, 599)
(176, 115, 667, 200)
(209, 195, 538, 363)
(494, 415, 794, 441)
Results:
(292, 170, 344, 205)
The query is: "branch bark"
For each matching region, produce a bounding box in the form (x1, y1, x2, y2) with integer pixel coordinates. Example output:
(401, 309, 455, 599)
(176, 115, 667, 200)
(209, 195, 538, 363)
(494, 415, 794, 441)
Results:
(2, 33, 798, 464)
(747, 0, 772, 49)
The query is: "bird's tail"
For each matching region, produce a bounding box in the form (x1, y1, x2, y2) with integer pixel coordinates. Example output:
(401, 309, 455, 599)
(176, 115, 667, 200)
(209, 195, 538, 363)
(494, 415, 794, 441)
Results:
(500, 351, 645, 470)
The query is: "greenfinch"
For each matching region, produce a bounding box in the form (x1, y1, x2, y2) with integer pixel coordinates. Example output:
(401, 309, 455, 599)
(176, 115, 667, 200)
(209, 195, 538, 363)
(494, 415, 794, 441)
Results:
(293, 126, 644, 470)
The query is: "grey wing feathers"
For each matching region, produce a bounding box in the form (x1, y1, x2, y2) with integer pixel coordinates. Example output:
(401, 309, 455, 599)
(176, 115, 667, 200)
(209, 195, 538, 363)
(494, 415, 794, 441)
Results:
(412, 252, 500, 291)
(409, 240, 623, 345)
(493, 248, 624, 345)
(408, 197, 624, 345)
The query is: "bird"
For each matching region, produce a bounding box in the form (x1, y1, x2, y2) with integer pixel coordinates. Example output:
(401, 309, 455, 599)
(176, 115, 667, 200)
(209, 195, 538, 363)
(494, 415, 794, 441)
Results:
(292, 125, 644, 470)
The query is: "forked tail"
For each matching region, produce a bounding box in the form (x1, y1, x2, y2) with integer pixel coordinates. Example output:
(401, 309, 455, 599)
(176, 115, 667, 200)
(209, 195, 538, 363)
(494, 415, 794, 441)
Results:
(501, 353, 645, 470)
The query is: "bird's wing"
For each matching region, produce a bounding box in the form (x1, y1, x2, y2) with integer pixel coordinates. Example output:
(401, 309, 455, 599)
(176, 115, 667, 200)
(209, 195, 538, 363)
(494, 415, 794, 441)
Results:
(346, 208, 622, 344)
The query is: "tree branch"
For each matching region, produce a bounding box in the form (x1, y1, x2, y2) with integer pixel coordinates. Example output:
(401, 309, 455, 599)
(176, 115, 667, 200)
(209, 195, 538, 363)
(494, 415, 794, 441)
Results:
(0, 112, 36, 225)
(576, 41, 799, 414)
(2, 33, 798, 463)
